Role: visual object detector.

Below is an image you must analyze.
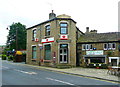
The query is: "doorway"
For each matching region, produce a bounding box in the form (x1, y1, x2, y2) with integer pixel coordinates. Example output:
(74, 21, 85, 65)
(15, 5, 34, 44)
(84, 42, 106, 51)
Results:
(111, 59, 117, 66)
(59, 44, 68, 63)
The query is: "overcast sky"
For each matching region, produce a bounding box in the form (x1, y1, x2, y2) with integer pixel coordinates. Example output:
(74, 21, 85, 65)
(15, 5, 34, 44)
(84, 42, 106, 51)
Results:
(0, 0, 119, 45)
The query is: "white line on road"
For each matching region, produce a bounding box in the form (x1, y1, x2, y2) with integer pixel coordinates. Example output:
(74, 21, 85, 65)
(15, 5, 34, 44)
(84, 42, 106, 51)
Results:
(2, 66, 9, 69)
(14, 69, 37, 75)
(46, 77, 75, 85)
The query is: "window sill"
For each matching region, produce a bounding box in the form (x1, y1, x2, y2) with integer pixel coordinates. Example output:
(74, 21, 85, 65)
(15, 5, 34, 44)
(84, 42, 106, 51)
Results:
(44, 36, 51, 38)
(43, 60, 52, 63)
(31, 59, 37, 61)
(60, 62, 68, 63)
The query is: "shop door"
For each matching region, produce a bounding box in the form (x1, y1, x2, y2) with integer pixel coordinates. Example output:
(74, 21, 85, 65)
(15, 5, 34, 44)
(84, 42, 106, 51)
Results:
(111, 59, 117, 66)
(59, 44, 68, 63)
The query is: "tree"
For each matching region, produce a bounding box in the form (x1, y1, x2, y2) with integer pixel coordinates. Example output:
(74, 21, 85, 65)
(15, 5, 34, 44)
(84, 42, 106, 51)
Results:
(6, 22, 26, 50)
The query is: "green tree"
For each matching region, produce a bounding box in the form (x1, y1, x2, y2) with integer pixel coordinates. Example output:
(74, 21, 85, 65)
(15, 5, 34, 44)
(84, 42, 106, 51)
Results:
(6, 22, 26, 50)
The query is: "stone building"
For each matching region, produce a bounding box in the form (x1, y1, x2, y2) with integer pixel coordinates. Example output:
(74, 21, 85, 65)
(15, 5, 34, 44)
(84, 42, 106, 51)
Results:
(26, 11, 83, 67)
(0, 45, 6, 55)
(77, 27, 120, 67)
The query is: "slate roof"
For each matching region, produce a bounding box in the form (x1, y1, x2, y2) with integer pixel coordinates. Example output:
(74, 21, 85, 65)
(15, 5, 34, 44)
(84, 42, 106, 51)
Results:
(77, 32, 120, 43)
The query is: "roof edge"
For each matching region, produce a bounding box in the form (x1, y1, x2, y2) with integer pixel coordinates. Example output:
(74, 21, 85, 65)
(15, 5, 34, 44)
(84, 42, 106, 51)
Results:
(27, 18, 76, 30)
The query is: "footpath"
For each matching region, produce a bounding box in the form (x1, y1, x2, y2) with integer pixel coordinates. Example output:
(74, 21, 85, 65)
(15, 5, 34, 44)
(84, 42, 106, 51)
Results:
(2, 60, 120, 83)
(27, 65, 119, 83)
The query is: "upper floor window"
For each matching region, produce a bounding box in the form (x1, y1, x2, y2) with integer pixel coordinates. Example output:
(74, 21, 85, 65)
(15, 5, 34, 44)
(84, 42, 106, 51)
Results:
(82, 44, 93, 50)
(104, 43, 116, 50)
(32, 29, 36, 40)
(60, 23, 68, 34)
(45, 25, 50, 36)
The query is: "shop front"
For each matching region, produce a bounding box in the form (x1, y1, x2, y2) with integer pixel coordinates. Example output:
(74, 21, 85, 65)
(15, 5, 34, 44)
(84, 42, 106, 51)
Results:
(83, 50, 107, 64)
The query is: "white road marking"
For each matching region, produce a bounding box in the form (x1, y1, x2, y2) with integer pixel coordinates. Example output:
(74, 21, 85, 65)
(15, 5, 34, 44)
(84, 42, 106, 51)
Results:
(14, 69, 37, 75)
(46, 77, 75, 85)
(2, 66, 9, 69)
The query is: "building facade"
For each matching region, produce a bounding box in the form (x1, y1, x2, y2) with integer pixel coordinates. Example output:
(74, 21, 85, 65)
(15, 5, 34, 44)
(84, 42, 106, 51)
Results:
(77, 28, 120, 67)
(0, 45, 6, 55)
(26, 11, 83, 67)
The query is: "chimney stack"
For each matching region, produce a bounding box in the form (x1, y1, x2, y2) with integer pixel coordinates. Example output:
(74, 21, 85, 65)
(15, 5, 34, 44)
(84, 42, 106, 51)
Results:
(49, 10, 56, 19)
(86, 27, 89, 34)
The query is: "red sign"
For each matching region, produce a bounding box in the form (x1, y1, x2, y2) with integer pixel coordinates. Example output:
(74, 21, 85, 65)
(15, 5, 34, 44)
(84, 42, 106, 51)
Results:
(41, 37, 54, 43)
(60, 35, 68, 40)
(35, 38, 39, 42)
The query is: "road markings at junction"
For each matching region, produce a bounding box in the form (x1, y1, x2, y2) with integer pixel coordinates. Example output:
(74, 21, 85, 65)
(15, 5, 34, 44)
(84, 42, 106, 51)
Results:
(46, 77, 75, 85)
(14, 69, 37, 75)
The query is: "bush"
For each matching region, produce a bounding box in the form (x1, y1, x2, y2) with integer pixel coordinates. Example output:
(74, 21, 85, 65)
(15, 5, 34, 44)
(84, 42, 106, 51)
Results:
(8, 55, 14, 61)
(100, 64, 108, 69)
(2, 55, 7, 60)
(56, 64, 73, 69)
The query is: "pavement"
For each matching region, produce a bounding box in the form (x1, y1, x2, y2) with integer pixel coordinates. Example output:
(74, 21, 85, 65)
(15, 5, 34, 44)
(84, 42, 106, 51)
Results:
(2, 60, 120, 83)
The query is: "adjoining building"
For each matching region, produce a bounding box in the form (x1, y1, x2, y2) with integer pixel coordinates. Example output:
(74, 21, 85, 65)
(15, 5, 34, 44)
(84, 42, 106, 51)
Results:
(77, 27, 120, 67)
(0, 45, 6, 55)
(26, 11, 83, 67)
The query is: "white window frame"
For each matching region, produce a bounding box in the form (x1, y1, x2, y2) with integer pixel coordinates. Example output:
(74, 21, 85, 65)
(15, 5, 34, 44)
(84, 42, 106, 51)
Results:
(104, 43, 108, 50)
(82, 44, 93, 50)
(112, 43, 116, 50)
(32, 29, 37, 41)
(104, 43, 116, 50)
(82, 44, 86, 50)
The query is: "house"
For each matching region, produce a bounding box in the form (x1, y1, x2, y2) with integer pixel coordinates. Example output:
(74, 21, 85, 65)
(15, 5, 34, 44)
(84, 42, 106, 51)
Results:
(77, 27, 120, 67)
(0, 45, 6, 55)
(26, 11, 83, 67)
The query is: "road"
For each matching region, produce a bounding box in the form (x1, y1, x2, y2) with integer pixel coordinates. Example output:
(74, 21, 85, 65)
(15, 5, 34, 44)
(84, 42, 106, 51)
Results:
(1, 60, 119, 87)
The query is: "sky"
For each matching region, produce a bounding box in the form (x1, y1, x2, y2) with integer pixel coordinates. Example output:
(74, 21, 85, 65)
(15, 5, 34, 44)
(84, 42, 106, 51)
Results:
(0, 0, 119, 45)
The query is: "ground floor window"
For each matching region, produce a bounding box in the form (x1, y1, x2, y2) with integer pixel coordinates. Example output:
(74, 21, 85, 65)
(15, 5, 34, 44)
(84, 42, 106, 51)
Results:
(45, 44, 51, 60)
(32, 46, 37, 59)
(85, 57, 105, 64)
(59, 44, 68, 63)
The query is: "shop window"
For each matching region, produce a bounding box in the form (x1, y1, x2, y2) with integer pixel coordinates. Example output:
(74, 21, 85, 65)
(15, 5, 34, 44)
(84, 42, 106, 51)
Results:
(32, 29, 36, 40)
(60, 23, 68, 34)
(59, 44, 68, 63)
(45, 25, 50, 36)
(45, 44, 51, 60)
(32, 46, 37, 59)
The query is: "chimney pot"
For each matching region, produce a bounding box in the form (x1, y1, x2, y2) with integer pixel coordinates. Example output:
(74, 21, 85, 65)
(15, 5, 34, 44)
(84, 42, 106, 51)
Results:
(49, 10, 56, 19)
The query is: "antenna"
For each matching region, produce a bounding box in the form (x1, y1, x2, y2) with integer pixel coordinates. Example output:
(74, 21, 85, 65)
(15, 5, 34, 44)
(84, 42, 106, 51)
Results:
(47, 2, 53, 11)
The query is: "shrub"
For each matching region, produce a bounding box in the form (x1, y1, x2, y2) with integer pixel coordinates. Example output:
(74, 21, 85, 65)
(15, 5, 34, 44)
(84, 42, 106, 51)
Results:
(8, 55, 14, 61)
(2, 55, 7, 60)
(100, 64, 108, 69)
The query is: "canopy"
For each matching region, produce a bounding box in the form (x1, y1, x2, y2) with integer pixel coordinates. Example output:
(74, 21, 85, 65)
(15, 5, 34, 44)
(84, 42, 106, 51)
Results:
(16, 51, 22, 55)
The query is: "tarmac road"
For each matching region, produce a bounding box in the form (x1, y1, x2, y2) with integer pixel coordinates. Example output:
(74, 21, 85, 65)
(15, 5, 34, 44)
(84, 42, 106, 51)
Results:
(1, 60, 119, 87)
